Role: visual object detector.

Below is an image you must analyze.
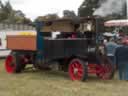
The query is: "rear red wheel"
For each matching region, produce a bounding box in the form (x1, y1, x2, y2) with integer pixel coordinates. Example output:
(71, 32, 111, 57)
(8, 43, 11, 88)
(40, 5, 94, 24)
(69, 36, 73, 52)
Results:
(68, 59, 87, 81)
(5, 52, 25, 73)
(5, 55, 16, 73)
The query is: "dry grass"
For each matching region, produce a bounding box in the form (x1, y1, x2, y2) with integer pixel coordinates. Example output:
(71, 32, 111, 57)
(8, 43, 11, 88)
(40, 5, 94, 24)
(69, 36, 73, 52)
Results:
(0, 59, 128, 96)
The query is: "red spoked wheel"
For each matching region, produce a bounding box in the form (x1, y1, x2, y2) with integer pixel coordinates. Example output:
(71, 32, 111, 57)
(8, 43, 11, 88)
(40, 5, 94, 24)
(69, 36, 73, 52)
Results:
(96, 45, 115, 80)
(5, 55, 16, 73)
(96, 63, 114, 80)
(5, 52, 25, 73)
(68, 59, 87, 81)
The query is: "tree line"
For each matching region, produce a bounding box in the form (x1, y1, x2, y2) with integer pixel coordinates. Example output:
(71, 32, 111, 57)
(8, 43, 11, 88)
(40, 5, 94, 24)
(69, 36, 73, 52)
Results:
(0, 0, 126, 24)
(78, 0, 127, 20)
(0, 0, 31, 24)
(36, 0, 127, 21)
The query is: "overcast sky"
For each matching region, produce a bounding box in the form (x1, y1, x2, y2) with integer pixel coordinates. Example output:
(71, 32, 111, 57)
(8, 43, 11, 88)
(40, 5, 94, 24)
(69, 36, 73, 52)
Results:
(2, 0, 83, 20)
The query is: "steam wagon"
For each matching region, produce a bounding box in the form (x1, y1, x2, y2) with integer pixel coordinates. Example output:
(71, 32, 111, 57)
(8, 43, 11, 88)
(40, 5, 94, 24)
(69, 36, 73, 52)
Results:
(5, 17, 114, 81)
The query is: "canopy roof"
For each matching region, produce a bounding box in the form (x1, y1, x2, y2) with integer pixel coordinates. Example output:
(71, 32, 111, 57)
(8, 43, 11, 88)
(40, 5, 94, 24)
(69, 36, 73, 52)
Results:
(40, 16, 97, 24)
(104, 20, 128, 27)
(40, 17, 97, 32)
(103, 32, 116, 37)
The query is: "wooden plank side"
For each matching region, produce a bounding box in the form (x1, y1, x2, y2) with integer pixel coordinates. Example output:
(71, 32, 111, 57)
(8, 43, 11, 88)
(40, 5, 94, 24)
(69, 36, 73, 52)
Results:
(7, 36, 36, 51)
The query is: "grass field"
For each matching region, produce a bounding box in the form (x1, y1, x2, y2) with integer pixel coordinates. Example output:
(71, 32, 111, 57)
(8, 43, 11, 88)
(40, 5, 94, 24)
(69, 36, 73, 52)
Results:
(0, 59, 128, 96)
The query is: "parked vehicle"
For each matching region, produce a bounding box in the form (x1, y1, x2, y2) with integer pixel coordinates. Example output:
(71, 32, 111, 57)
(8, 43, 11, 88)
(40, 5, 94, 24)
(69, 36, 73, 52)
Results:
(5, 17, 114, 81)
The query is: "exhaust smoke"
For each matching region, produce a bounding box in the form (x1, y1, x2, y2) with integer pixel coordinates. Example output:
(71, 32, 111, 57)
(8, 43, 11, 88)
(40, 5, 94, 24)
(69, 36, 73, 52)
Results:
(93, 0, 126, 17)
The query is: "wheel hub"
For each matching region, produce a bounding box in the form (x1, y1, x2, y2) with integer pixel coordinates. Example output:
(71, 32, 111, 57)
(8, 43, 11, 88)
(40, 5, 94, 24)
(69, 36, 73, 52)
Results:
(73, 68, 78, 75)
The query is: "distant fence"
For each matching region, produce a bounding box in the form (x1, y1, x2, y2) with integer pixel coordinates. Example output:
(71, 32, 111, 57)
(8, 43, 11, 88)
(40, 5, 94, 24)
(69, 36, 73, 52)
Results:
(0, 23, 35, 30)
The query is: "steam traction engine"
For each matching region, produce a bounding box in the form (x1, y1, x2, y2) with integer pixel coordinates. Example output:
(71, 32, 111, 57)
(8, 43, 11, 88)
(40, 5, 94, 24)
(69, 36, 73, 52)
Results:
(5, 17, 114, 81)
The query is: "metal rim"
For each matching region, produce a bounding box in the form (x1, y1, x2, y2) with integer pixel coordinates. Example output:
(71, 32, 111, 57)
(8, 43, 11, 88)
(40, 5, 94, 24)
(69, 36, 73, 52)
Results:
(69, 60, 84, 81)
(5, 55, 16, 73)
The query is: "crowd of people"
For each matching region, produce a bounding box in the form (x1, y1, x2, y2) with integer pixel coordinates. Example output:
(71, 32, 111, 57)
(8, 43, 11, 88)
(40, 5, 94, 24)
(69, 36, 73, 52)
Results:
(104, 30, 128, 80)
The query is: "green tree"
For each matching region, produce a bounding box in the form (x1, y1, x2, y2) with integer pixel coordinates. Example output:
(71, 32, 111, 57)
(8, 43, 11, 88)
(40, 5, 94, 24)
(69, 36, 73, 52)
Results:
(63, 10, 77, 18)
(0, 0, 13, 22)
(0, 0, 32, 24)
(78, 0, 100, 17)
(78, 0, 126, 19)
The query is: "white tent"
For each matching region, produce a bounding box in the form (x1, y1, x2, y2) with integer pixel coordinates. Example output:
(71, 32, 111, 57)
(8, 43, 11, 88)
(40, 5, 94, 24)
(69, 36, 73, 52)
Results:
(104, 20, 128, 27)
(103, 32, 116, 37)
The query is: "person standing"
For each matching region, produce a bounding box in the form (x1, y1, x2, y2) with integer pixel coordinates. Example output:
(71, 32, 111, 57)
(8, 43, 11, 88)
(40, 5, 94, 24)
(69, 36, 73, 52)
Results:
(105, 38, 119, 68)
(115, 41, 128, 80)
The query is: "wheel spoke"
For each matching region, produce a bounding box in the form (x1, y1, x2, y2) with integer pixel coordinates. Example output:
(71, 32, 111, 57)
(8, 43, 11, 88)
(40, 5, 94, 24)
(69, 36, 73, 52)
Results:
(78, 71, 83, 77)
(78, 68, 83, 73)
(78, 63, 82, 68)
(74, 62, 78, 68)
(71, 64, 75, 68)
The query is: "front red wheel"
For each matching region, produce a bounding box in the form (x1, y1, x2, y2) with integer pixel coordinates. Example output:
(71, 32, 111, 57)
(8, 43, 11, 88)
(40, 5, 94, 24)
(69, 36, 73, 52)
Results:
(68, 59, 87, 81)
(96, 64, 114, 80)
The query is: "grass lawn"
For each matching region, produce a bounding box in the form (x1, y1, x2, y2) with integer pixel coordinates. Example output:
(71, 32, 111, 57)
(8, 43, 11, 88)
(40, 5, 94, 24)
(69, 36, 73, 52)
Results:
(0, 59, 128, 96)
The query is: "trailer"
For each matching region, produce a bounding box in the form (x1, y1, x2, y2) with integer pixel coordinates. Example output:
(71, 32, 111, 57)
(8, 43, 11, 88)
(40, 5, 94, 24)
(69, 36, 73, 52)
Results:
(5, 17, 114, 81)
